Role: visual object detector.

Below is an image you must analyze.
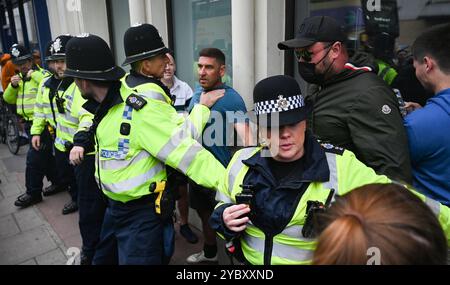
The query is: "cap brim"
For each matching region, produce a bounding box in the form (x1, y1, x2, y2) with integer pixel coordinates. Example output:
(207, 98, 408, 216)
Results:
(64, 66, 126, 81)
(278, 38, 316, 50)
(122, 47, 170, 66)
(46, 55, 66, 61)
(12, 55, 32, 65)
(252, 104, 313, 128)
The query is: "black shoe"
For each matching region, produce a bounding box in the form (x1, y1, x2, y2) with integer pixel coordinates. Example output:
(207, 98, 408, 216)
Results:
(42, 184, 67, 197)
(14, 193, 42, 208)
(180, 224, 199, 244)
(62, 201, 78, 215)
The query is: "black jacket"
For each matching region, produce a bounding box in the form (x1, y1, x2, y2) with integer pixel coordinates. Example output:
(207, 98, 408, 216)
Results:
(306, 54, 412, 183)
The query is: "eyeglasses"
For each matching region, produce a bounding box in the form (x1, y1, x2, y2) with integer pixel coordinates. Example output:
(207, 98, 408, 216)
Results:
(294, 43, 333, 62)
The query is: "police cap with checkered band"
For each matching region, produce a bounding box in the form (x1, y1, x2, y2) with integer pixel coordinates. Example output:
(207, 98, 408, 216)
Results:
(253, 75, 312, 127)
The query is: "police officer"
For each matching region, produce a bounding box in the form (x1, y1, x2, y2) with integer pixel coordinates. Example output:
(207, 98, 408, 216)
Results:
(64, 34, 225, 265)
(31, 35, 88, 215)
(4, 43, 60, 208)
(210, 75, 450, 265)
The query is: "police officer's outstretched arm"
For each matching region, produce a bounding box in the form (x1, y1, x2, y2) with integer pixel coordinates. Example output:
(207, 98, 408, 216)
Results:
(137, 98, 225, 190)
(339, 149, 450, 244)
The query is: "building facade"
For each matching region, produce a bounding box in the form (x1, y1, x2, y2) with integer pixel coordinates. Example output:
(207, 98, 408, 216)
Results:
(1, 0, 450, 106)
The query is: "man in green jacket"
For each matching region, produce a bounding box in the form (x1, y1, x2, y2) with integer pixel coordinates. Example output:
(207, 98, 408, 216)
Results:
(278, 16, 412, 184)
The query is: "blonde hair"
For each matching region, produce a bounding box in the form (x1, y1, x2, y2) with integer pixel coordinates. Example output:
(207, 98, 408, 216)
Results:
(313, 183, 447, 265)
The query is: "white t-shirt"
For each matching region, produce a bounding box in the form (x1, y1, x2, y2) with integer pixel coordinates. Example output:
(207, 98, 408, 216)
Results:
(171, 76, 193, 112)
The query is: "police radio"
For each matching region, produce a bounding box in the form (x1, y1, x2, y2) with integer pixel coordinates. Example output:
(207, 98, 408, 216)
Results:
(235, 184, 255, 218)
(302, 189, 335, 238)
(55, 95, 66, 114)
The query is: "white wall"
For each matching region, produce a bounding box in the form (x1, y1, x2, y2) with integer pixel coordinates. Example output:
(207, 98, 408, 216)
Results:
(46, 0, 109, 44)
(232, 0, 285, 108)
(128, 0, 169, 45)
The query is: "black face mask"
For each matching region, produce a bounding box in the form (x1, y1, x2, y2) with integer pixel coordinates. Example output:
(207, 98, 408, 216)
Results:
(297, 47, 334, 85)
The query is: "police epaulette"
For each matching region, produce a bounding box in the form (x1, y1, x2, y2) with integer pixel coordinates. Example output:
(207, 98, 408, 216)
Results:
(126, 94, 147, 110)
(321, 143, 345, 155)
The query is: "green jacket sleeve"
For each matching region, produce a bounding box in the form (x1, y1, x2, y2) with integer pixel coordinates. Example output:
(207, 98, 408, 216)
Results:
(3, 82, 18, 104)
(136, 98, 225, 190)
(185, 104, 210, 140)
(338, 150, 450, 245)
(30, 69, 46, 85)
(347, 85, 412, 184)
(30, 80, 47, 136)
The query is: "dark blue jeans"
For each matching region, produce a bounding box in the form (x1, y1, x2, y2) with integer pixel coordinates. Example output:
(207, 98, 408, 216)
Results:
(25, 123, 58, 196)
(75, 155, 107, 261)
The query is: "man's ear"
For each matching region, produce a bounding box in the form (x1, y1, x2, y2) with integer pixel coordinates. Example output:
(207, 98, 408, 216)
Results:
(330, 42, 342, 60)
(219, 64, 226, 78)
(423, 56, 434, 73)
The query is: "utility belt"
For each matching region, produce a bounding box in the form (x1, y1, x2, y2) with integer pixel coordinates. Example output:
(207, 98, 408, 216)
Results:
(149, 167, 181, 221)
(108, 193, 157, 208)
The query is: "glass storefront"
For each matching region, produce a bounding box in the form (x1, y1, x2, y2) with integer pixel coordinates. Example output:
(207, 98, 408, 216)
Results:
(172, 0, 232, 90)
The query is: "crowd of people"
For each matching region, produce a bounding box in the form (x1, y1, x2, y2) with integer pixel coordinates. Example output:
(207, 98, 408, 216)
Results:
(0, 15, 449, 265)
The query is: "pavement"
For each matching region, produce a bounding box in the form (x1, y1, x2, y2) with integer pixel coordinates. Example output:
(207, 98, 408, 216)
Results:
(0, 143, 224, 265)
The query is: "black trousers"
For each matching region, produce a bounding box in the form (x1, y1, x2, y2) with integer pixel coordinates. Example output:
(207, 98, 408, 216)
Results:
(54, 148, 77, 201)
(75, 155, 107, 261)
(25, 123, 58, 196)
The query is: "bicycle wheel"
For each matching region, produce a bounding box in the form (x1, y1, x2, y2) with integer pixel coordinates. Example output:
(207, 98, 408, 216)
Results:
(6, 115, 20, 155)
(0, 114, 6, 144)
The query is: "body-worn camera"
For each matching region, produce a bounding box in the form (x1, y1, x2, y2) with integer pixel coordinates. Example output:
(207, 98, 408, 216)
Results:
(55, 96, 65, 114)
(235, 184, 255, 218)
(302, 189, 335, 238)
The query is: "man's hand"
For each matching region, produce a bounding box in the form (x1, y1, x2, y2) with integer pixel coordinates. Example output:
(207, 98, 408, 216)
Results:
(10, 75, 21, 87)
(26, 69, 34, 79)
(200, 89, 225, 108)
(404, 101, 422, 114)
(223, 204, 250, 232)
(31, 135, 41, 151)
(69, 146, 85, 166)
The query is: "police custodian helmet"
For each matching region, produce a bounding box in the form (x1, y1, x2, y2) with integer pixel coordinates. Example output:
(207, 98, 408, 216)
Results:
(64, 34, 125, 81)
(122, 23, 170, 66)
(253, 75, 312, 127)
(10, 44, 32, 65)
(47, 35, 73, 61)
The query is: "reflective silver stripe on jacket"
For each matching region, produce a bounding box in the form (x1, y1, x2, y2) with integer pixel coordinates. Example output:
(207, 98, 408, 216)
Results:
(242, 234, 314, 263)
(100, 151, 150, 171)
(281, 225, 315, 242)
(138, 90, 167, 102)
(78, 121, 93, 129)
(216, 148, 258, 204)
(33, 112, 46, 119)
(424, 197, 441, 216)
(101, 162, 164, 193)
(324, 152, 339, 202)
(22, 93, 37, 99)
(62, 113, 79, 125)
(57, 124, 77, 136)
(156, 120, 199, 161)
(177, 143, 203, 173)
(20, 104, 36, 109)
(55, 137, 67, 146)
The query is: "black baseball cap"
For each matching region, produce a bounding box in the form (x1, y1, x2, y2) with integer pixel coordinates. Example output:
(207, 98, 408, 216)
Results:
(278, 16, 346, 50)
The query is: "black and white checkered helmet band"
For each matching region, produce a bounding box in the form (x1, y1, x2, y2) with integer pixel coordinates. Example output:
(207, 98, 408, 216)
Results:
(254, 95, 305, 115)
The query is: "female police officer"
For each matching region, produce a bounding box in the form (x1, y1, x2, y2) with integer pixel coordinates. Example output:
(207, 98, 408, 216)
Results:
(210, 75, 450, 265)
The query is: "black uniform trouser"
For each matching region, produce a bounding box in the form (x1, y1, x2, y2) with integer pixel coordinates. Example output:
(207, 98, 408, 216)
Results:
(75, 155, 107, 261)
(54, 148, 77, 202)
(24, 122, 58, 196)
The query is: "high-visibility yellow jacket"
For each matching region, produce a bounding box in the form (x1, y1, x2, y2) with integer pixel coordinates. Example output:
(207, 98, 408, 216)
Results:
(30, 77, 93, 152)
(3, 69, 47, 120)
(91, 80, 225, 203)
(212, 141, 450, 265)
